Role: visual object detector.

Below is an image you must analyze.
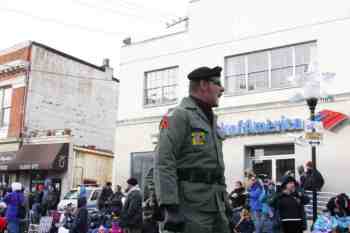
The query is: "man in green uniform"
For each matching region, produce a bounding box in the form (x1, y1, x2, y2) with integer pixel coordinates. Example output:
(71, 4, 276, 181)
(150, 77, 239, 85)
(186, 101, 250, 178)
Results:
(154, 66, 230, 233)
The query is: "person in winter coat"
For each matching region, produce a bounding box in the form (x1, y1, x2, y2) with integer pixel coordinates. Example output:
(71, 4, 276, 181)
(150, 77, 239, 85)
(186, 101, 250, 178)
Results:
(325, 193, 350, 232)
(270, 176, 310, 233)
(98, 182, 114, 211)
(41, 179, 59, 216)
(70, 196, 88, 233)
(120, 178, 143, 233)
(142, 189, 161, 233)
(247, 175, 263, 233)
(260, 179, 277, 233)
(31, 184, 44, 224)
(229, 181, 247, 209)
(233, 208, 255, 233)
(303, 161, 325, 191)
(110, 185, 124, 216)
(297, 165, 307, 189)
(229, 181, 247, 232)
(4, 182, 25, 233)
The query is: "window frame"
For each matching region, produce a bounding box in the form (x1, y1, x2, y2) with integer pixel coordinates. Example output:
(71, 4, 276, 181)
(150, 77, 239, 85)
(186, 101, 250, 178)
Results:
(0, 86, 12, 128)
(224, 40, 317, 96)
(143, 66, 179, 108)
(130, 151, 155, 193)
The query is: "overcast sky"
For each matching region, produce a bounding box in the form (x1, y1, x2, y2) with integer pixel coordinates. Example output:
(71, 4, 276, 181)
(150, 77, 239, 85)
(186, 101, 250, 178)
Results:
(0, 0, 188, 71)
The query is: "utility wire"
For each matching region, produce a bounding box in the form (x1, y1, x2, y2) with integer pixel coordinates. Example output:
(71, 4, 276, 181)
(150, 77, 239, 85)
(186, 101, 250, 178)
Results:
(0, 63, 118, 83)
(31, 69, 118, 83)
(0, 7, 127, 37)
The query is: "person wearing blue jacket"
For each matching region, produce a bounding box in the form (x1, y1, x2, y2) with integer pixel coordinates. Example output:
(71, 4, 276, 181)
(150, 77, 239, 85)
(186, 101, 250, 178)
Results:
(247, 175, 263, 233)
(260, 179, 277, 233)
(4, 182, 24, 233)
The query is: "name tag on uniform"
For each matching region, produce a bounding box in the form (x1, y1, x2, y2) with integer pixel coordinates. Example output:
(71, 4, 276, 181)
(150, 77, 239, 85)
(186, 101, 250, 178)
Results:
(192, 131, 206, 145)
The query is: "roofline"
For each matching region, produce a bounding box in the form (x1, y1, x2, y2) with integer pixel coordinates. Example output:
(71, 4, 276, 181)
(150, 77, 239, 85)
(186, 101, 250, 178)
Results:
(73, 145, 114, 157)
(122, 30, 188, 48)
(31, 41, 107, 72)
(0, 41, 31, 57)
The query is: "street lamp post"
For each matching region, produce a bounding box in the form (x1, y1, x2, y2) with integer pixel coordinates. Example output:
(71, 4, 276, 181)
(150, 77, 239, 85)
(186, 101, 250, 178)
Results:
(306, 97, 318, 223)
(289, 61, 336, 223)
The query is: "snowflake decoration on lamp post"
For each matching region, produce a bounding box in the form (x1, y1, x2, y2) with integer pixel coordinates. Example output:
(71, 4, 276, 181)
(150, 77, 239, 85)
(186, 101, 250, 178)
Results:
(288, 61, 336, 102)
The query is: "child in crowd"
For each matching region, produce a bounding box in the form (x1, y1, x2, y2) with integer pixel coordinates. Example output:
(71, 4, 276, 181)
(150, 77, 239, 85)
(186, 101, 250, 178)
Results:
(233, 208, 255, 233)
(0, 202, 6, 233)
(312, 193, 350, 233)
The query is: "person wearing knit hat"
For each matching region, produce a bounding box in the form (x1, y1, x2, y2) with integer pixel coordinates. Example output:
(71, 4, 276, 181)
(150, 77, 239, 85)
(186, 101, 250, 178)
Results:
(270, 176, 310, 233)
(4, 182, 25, 233)
(127, 178, 138, 186)
(280, 176, 298, 191)
(303, 160, 325, 191)
(120, 178, 142, 233)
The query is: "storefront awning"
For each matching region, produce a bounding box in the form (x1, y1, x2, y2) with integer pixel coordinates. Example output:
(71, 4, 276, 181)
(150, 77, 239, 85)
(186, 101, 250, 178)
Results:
(0, 143, 69, 172)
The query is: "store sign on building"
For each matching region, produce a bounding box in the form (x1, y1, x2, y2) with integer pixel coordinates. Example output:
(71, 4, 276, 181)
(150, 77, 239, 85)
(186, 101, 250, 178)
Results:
(19, 163, 39, 170)
(219, 116, 304, 137)
(0, 152, 16, 171)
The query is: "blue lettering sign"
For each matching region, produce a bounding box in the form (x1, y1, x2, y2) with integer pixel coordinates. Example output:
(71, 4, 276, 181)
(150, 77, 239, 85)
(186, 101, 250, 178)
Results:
(220, 116, 304, 137)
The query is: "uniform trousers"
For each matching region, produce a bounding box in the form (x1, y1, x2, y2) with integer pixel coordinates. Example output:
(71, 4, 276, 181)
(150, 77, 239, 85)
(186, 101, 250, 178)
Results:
(182, 208, 230, 233)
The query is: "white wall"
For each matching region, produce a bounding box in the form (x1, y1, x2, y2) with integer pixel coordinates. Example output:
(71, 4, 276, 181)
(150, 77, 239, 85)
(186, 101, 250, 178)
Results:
(115, 0, 350, 191)
(113, 120, 159, 186)
(118, 0, 350, 121)
(220, 99, 350, 193)
(27, 45, 119, 151)
(115, 96, 350, 193)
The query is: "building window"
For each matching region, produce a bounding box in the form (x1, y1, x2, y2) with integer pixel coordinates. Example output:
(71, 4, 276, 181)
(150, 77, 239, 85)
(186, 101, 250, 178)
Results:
(225, 42, 317, 94)
(130, 152, 154, 194)
(0, 87, 12, 127)
(144, 67, 178, 106)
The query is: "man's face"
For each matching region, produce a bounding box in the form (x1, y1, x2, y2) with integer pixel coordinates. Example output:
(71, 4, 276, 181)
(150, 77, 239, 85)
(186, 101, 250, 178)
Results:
(235, 182, 242, 189)
(286, 182, 296, 193)
(125, 184, 132, 192)
(201, 77, 224, 107)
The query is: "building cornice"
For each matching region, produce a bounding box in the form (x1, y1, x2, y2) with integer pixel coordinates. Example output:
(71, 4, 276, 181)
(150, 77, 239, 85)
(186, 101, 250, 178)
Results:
(0, 41, 31, 57)
(73, 146, 114, 158)
(0, 60, 28, 76)
(117, 92, 350, 127)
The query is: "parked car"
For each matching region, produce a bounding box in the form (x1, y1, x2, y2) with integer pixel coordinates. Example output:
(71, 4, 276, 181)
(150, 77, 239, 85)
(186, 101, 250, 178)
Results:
(57, 187, 102, 211)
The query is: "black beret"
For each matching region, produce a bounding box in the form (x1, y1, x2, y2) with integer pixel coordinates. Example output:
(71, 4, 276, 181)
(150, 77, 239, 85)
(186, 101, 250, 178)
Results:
(127, 177, 138, 186)
(187, 66, 222, 81)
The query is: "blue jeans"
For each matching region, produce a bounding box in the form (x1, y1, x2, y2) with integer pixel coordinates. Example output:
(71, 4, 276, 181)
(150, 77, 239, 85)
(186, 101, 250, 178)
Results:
(261, 214, 274, 233)
(7, 219, 19, 233)
(252, 211, 263, 233)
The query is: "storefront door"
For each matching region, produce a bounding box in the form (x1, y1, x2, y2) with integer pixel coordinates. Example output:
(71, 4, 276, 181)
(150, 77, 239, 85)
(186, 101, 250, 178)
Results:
(252, 155, 295, 184)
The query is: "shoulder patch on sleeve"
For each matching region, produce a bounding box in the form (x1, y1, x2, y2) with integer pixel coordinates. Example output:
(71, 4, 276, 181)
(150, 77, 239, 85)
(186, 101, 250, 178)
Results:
(160, 115, 169, 129)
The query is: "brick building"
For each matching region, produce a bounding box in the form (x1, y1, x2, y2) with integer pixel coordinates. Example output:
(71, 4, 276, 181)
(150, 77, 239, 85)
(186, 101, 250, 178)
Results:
(0, 41, 119, 196)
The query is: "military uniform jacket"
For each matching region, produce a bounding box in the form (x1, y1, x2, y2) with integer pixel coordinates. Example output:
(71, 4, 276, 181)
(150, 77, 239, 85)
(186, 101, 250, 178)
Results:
(154, 97, 227, 212)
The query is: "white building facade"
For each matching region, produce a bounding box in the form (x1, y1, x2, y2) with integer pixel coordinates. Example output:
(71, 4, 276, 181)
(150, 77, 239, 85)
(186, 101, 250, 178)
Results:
(114, 0, 350, 193)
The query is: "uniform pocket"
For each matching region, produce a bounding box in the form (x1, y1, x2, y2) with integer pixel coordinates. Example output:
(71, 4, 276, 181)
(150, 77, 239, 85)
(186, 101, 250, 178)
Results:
(189, 122, 210, 151)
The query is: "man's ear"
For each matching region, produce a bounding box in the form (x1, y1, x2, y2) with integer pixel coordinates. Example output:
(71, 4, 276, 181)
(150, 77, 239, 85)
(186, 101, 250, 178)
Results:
(199, 80, 208, 90)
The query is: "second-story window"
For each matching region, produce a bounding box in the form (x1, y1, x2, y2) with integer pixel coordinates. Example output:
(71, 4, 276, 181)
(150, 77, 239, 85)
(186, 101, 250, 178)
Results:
(0, 87, 12, 127)
(225, 41, 317, 95)
(144, 66, 178, 106)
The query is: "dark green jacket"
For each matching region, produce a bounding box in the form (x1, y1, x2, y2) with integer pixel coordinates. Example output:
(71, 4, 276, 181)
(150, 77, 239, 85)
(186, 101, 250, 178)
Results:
(154, 97, 227, 212)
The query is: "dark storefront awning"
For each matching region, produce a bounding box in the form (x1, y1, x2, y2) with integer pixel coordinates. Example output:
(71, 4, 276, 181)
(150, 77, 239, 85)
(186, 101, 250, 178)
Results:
(0, 143, 69, 172)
